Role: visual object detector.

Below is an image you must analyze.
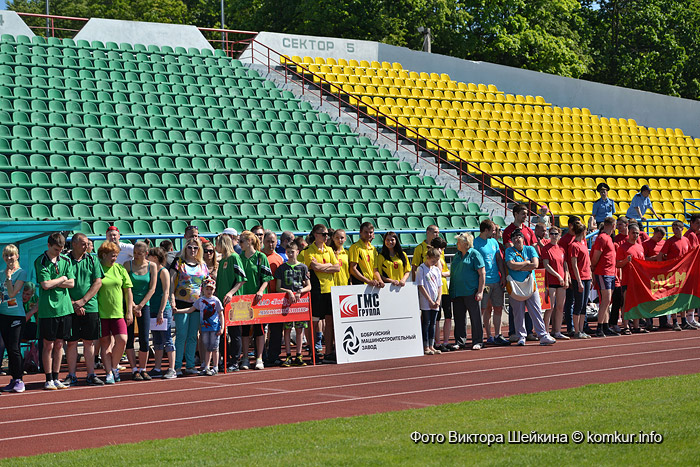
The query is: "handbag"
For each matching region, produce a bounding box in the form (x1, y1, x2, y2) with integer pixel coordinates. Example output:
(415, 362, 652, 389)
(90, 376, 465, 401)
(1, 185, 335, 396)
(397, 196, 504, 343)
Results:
(506, 250, 536, 301)
(506, 274, 535, 301)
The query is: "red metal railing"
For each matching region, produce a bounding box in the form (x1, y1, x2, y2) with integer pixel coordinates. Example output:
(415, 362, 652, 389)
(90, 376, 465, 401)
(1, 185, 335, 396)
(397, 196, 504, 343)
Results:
(246, 40, 542, 217)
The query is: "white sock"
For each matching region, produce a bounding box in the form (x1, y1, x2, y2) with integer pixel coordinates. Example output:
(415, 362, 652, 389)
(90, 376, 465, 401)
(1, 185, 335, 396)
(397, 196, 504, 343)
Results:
(132, 367, 139, 373)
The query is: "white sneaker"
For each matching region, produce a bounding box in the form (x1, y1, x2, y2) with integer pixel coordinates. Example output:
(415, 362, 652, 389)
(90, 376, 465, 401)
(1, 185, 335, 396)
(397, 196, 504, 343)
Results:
(517, 337, 526, 346)
(255, 358, 264, 370)
(472, 343, 482, 350)
(54, 379, 68, 389)
(553, 332, 570, 340)
(539, 334, 556, 346)
(240, 358, 250, 370)
(44, 380, 57, 390)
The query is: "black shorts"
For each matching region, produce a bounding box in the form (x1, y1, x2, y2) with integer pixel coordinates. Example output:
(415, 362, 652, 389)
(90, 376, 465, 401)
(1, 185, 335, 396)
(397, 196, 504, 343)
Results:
(68, 312, 101, 341)
(436, 294, 452, 320)
(40, 314, 73, 341)
(311, 292, 332, 319)
(240, 324, 265, 337)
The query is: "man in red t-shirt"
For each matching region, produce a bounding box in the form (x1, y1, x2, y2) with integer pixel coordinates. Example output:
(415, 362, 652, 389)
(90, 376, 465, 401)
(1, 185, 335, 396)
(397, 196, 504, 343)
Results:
(642, 226, 666, 259)
(590, 217, 617, 337)
(683, 215, 700, 328)
(559, 215, 581, 335)
(615, 224, 646, 333)
(683, 214, 700, 249)
(655, 221, 691, 331)
(262, 231, 285, 365)
(609, 216, 630, 333)
(503, 204, 537, 248)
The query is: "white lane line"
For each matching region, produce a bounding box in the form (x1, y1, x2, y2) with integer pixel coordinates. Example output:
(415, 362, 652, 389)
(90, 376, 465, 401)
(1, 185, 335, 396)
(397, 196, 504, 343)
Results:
(4, 345, 698, 425)
(2, 335, 697, 410)
(2, 356, 697, 443)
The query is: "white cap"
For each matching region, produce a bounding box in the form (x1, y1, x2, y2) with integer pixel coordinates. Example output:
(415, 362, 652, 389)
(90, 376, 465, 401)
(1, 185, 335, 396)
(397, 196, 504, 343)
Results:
(223, 228, 238, 236)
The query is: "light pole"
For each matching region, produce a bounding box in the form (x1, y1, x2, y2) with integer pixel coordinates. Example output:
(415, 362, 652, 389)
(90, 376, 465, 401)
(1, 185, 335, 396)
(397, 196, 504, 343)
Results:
(45, 0, 50, 37)
(220, 0, 225, 51)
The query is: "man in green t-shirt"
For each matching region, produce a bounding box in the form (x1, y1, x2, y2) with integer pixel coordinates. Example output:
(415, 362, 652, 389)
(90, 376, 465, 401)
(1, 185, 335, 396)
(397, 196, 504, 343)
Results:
(34, 233, 75, 390)
(65, 233, 105, 387)
(214, 250, 247, 372)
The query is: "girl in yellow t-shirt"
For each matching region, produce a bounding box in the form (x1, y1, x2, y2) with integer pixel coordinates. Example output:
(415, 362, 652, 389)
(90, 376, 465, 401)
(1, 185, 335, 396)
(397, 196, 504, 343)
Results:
(329, 229, 350, 287)
(374, 232, 410, 287)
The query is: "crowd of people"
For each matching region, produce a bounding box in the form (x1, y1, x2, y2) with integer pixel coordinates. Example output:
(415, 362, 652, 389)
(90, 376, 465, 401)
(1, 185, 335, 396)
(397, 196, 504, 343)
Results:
(0, 196, 693, 393)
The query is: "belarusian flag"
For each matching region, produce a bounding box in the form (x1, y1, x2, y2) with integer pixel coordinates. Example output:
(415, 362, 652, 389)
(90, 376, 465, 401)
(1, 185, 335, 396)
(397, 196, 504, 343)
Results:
(624, 248, 700, 319)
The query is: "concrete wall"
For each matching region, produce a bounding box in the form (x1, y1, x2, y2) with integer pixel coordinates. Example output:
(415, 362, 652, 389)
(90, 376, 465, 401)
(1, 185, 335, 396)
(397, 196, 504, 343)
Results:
(378, 43, 700, 137)
(74, 18, 213, 51)
(0, 11, 35, 38)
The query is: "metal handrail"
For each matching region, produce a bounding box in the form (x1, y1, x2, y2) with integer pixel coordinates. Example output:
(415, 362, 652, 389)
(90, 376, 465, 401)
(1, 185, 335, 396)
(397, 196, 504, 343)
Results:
(245, 40, 543, 218)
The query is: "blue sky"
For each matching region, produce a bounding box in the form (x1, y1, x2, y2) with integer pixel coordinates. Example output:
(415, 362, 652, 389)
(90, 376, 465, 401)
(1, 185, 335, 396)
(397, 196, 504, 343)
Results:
(0, 2, 6, 11)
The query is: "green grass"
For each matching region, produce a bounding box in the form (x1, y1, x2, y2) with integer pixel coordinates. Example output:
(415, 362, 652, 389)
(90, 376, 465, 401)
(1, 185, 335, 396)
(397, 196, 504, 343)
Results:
(5, 374, 700, 466)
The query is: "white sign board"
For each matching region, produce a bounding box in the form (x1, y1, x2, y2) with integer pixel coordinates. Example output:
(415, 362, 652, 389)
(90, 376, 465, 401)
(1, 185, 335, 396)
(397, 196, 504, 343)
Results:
(241, 31, 379, 64)
(331, 284, 423, 364)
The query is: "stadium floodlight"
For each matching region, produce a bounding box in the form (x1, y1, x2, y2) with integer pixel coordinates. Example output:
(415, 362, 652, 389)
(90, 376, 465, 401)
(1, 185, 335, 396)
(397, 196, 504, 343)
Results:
(418, 26, 432, 53)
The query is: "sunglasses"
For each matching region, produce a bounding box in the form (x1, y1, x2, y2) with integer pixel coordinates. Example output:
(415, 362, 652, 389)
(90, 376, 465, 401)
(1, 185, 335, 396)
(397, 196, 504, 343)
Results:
(316, 232, 330, 236)
(203, 249, 214, 254)
(186, 245, 199, 251)
(185, 225, 198, 232)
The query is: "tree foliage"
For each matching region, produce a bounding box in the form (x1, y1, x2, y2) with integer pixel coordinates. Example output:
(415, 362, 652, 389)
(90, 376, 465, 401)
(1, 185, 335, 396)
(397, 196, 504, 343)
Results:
(7, 0, 700, 99)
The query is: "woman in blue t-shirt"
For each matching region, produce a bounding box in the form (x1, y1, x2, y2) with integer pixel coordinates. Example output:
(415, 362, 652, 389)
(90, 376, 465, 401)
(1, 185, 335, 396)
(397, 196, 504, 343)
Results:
(0, 245, 28, 393)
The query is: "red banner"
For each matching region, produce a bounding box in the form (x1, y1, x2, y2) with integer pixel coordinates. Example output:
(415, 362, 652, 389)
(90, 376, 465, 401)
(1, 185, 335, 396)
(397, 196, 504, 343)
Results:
(624, 248, 700, 319)
(535, 269, 549, 306)
(224, 292, 312, 326)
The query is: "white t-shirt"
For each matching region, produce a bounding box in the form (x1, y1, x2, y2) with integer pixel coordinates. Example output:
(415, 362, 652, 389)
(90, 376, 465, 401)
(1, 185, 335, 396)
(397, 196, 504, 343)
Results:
(415, 263, 442, 311)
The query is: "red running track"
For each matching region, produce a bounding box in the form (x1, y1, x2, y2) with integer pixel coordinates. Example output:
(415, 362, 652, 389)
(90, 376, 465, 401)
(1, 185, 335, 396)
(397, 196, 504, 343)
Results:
(2, 331, 700, 458)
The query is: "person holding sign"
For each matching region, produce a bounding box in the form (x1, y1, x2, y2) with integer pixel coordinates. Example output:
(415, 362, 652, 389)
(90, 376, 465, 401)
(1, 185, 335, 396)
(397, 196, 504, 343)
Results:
(275, 238, 312, 367)
(373, 232, 410, 287)
(176, 278, 224, 376)
(238, 231, 273, 370)
(147, 247, 177, 379)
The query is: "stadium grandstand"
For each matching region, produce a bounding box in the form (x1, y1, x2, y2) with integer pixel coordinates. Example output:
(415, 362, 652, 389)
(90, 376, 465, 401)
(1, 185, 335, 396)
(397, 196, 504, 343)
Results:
(1, 10, 699, 247)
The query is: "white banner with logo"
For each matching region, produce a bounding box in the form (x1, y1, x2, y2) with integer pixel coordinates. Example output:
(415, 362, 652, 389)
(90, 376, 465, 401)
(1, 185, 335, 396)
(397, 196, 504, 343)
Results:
(330, 284, 423, 364)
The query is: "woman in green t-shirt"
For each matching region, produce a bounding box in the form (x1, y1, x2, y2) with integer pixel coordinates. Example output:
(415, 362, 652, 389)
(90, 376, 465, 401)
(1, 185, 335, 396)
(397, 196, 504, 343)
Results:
(96, 242, 133, 384)
(238, 231, 273, 371)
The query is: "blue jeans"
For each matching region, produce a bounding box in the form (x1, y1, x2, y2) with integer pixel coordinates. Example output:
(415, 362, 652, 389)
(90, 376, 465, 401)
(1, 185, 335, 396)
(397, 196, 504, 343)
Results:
(174, 311, 199, 370)
(421, 309, 438, 347)
(152, 308, 174, 352)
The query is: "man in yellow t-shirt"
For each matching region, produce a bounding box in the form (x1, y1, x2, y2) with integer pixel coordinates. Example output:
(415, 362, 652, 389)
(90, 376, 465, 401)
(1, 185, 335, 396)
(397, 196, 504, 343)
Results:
(302, 225, 340, 362)
(348, 222, 383, 288)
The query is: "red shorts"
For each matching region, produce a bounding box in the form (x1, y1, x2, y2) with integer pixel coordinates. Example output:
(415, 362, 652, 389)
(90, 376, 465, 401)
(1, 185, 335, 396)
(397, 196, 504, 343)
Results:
(100, 318, 127, 337)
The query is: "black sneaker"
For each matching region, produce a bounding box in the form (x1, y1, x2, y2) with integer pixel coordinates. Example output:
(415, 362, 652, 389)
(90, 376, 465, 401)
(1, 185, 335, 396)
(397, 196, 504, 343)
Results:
(595, 329, 606, 338)
(604, 328, 620, 336)
(86, 374, 105, 386)
(673, 323, 683, 331)
(681, 323, 696, 330)
(323, 352, 337, 363)
(140, 370, 152, 381)
(493, 335, 511, 346)
(133, 371, 144, 381)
